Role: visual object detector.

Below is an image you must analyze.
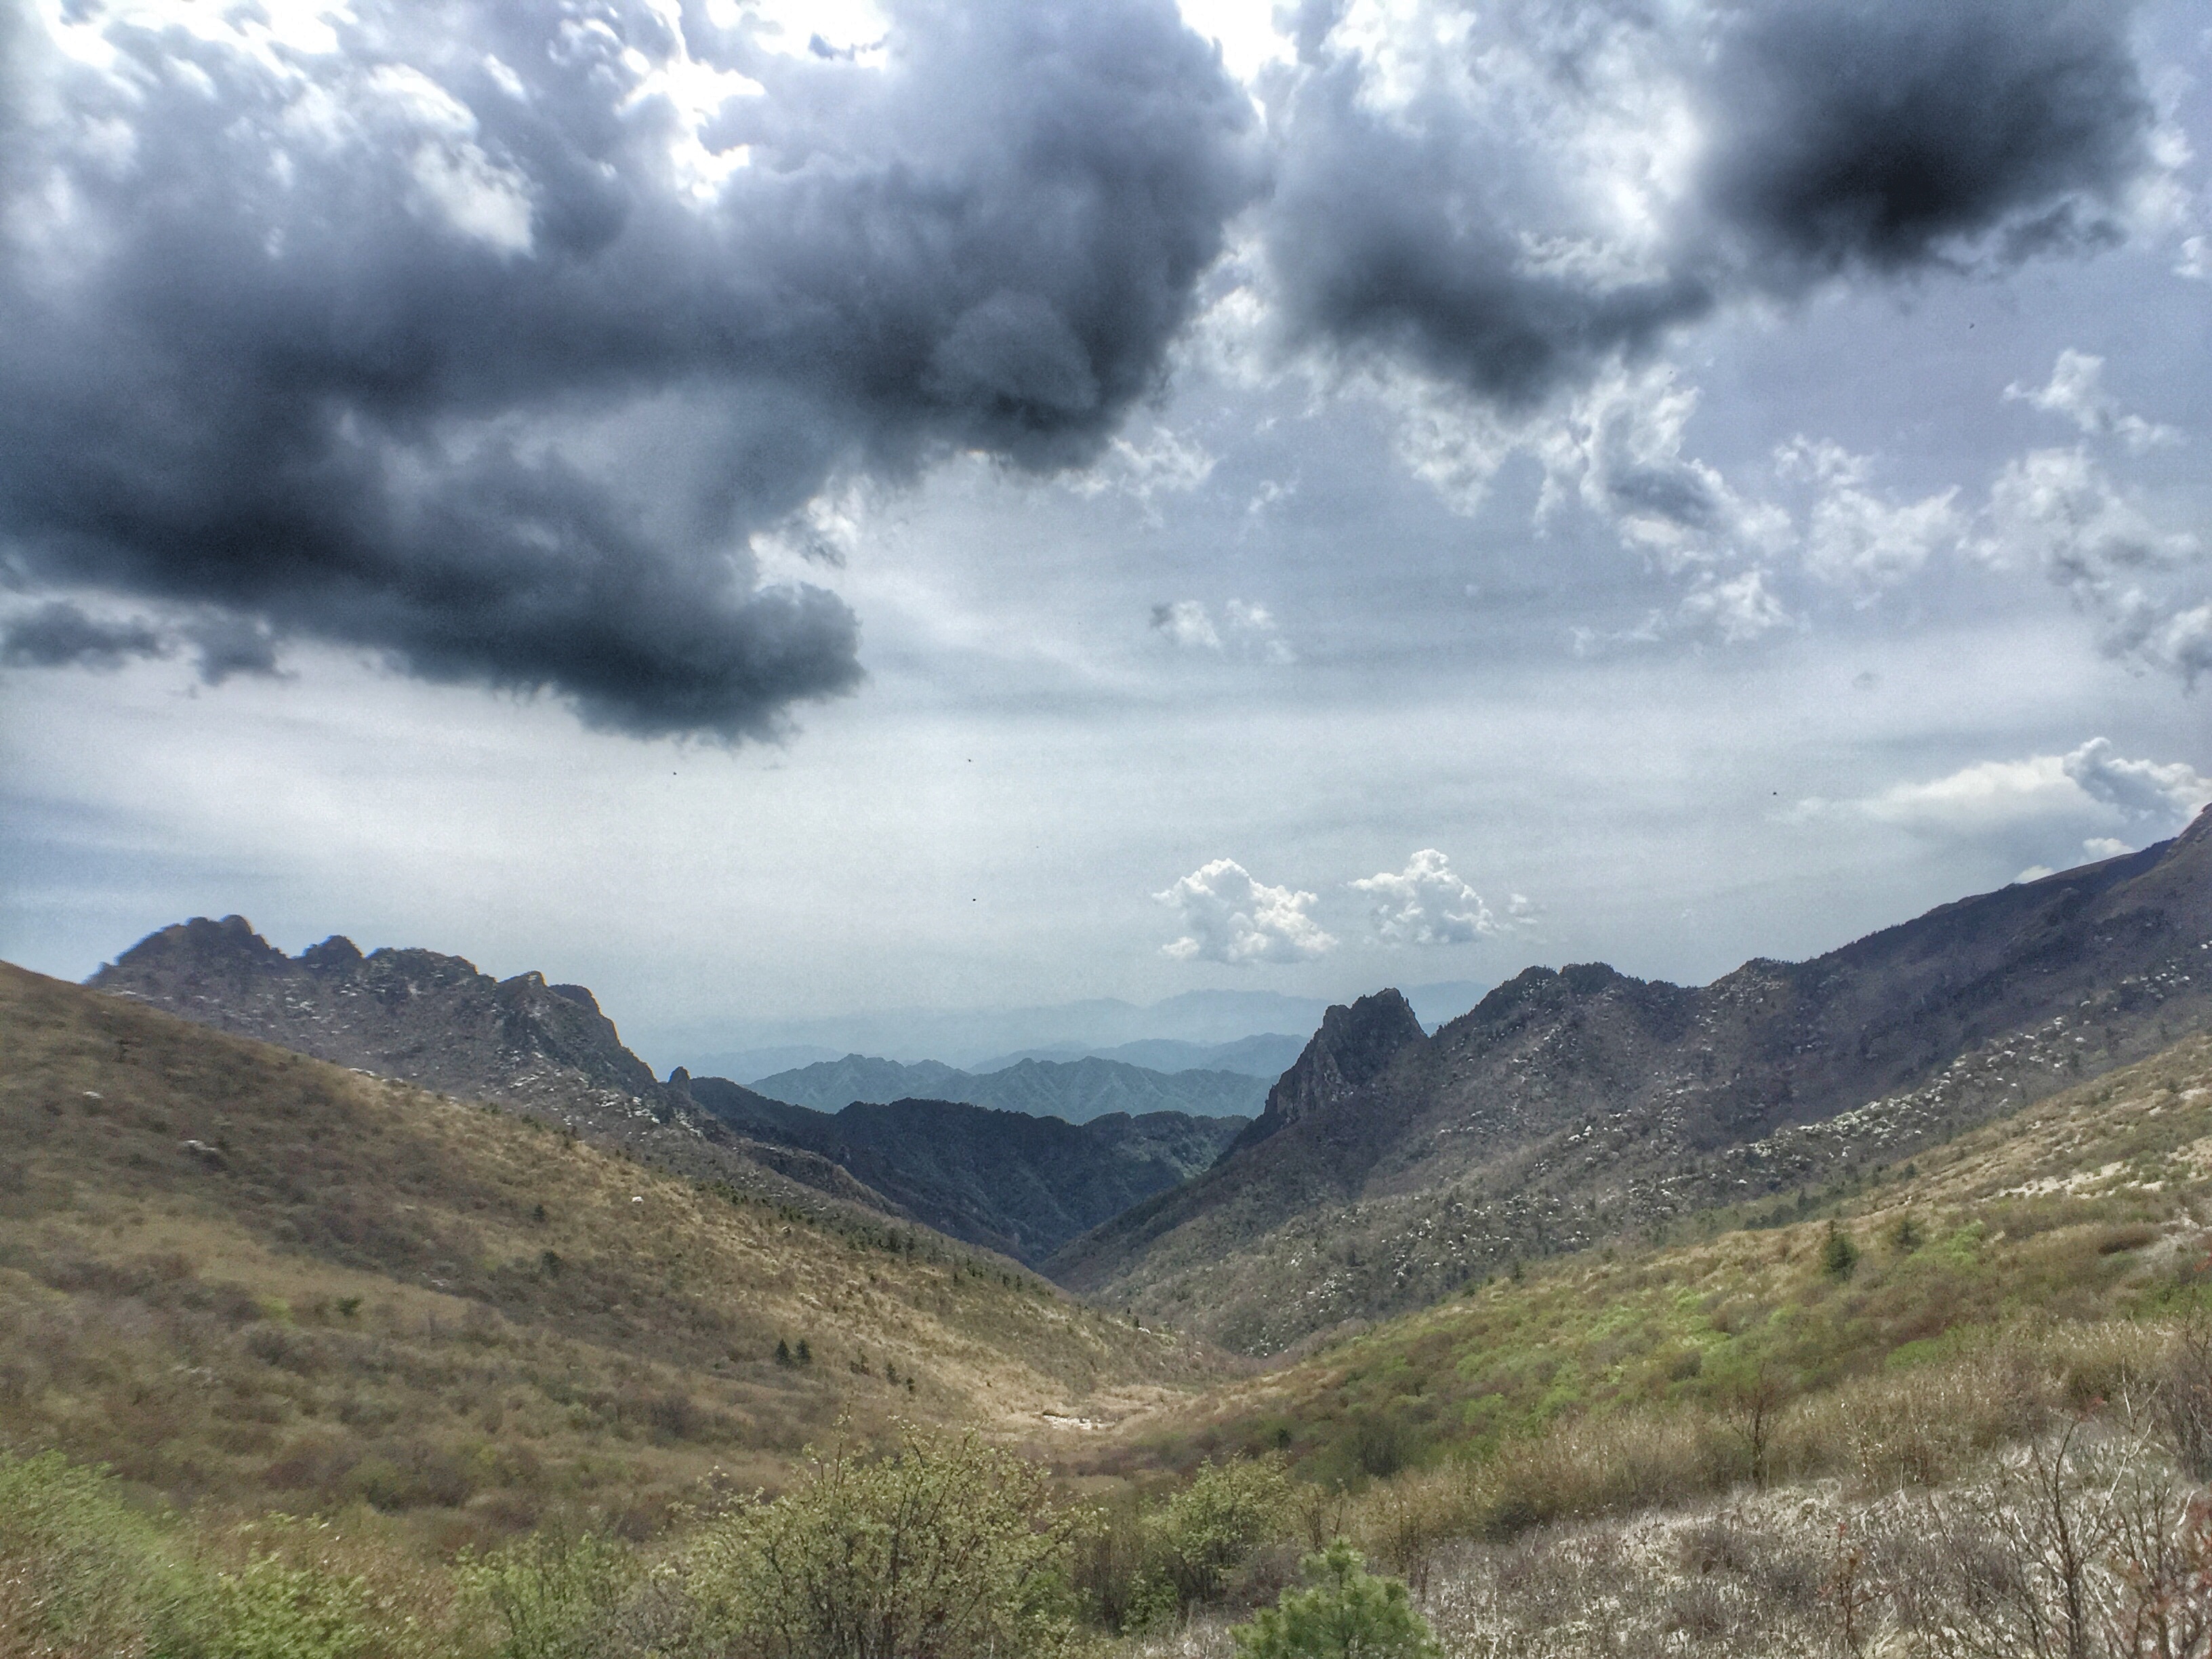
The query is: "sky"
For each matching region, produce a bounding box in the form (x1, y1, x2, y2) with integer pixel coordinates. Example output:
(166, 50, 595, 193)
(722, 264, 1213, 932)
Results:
(2, 0, 2209, 1070)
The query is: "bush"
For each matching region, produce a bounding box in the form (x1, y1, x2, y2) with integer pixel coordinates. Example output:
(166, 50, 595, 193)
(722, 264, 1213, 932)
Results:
(1229, 1542, 1439, 1659)
(193, 1555, 372, 1659)
(0, 1450, 190, 1659)
(672, 1428, 1080, 1659)
(464, 1528, 637, 1659)
(1146, 1454, 1294, 1614)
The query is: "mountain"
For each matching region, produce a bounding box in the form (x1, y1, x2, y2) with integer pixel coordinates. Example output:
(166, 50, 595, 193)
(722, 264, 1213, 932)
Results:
(659, 985, 1488, 1074)
(969, 1033, 1309, 1078)
(1049, 808, 2212, 1354)
(651, 988, 1342, 1071)
(82, 916, 1246, 1271)
(0, 961, 1214, 1525)
(747, 1052, 1270, 1121)
(679, 1076, 1243, 1265)
(85, 916, 889, 1215)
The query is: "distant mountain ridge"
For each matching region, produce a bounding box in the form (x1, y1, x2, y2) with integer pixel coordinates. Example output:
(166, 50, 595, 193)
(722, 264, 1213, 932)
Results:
(966, 1033, 1308, 1078)
(83, 916, 1248, 1268)
(680, 1077, 1245, 1264)
(747, 1052, 1271, 1121)
(654, 982, 1487, 1073)
(1050, 810, 2212, 1353)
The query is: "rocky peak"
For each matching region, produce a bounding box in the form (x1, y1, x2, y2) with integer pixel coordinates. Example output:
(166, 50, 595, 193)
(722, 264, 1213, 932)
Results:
(1229, 989, 1427, 1156)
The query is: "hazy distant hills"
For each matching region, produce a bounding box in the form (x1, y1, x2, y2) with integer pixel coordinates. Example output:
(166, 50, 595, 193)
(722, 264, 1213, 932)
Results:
(746, 1052, 1272, 1121)
(665, 982, 1487, 1076)
(1050, 807, 2212, 1353)
(968, 1033, 1309, 1078)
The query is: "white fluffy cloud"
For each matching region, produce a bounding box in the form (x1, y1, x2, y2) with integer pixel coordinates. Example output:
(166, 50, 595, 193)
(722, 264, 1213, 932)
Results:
(1814, 739, 2210, 836)
(1351, 848, 1503, 946)
(2062, 737, 2212, 821)
(1980, 447, 2209, 686)
(1776, 437, 1964, 597)
(2005, 349, 2181, 453)
(1156, 859, 1336, 964)
(1150, 598, 1294, 662)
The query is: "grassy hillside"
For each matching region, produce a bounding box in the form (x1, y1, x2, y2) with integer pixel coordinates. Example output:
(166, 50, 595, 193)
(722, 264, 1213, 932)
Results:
(0, 963, 1218, 1542)
(1128, 1024, 2212, 1486)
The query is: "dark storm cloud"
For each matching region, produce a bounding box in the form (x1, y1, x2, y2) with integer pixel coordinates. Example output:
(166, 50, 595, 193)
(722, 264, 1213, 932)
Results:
(1702, 0, 2153, 279)
(1265, 0, 2154, 407)
(0, 602, 167, 672)
(0, 0, 1258, 737)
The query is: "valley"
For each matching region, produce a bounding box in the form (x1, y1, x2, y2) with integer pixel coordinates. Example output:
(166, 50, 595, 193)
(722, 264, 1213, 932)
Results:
(5, 818, 2211, 1658)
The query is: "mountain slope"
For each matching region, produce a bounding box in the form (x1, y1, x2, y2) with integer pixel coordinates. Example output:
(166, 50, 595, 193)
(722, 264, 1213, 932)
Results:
(85, 916, 893, 1216)
(1141, 1023, 2212, 1484)
(747, 1052, 1270, 1120)
(1052, 809, 2212, 1353)
(0, 962, 1216, 1529)
(681, 1076, 1244, 1264)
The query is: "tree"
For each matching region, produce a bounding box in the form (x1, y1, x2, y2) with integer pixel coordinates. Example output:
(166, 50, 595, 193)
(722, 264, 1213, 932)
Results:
(1230, 1542, 1441, 1659)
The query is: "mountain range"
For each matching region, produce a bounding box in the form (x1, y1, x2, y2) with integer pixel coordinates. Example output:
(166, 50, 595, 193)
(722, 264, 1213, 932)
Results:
(1050, 806, 2212, 1353)
(662, 981, 1488, 1074)
(86, 919, 1245, 1266)
(744, 1052, 1270, 1121)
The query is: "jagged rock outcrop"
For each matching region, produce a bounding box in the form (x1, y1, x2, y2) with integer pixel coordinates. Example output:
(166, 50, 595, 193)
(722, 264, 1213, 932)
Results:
(1049, 808, 2212, 1353)
(1226, 989, 1427, 1158)
(83, 918, 1245, 1261)
(87, 917, 900, 1218)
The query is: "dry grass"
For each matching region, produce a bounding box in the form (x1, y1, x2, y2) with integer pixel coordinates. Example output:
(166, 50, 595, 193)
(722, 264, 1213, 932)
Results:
(1122, 1029, 2212, 1486)
(0, 962, 1220, 1540)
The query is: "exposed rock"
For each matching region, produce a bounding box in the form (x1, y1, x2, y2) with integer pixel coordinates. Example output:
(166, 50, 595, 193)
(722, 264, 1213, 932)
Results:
(1050, 807, 2212, 1353)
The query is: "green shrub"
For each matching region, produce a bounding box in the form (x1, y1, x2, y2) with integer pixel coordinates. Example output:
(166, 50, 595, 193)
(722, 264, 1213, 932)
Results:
(0, 1450, 191, 1658)
(1146, 1454, 1294, 1614)
(194, 1555, 372, 1659)
(672, 1428, 1079, 1659)
(1229, 1542, 1439, 1659)
(463, 1528, 636, 1659)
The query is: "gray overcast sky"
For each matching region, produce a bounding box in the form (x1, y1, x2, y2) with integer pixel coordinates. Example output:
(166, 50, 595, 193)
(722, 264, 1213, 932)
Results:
(3, 0, 2208, 1069)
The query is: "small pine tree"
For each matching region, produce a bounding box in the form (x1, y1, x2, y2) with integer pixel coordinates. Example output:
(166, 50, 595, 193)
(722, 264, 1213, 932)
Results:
(1230, 1541, 1440, 1659)
(1822, 1221, 1860, 1279)
(796, 1338, 813, 1366)
(775, 1338, 793, 1367)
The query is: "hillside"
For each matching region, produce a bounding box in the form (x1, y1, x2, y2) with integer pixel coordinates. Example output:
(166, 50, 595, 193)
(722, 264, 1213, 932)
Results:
(1052, 808, 2212, 1353)
(1136, 1022, 2212, 1487)
(84, 916, 896, 1216)
(746, 1052, 1271, 1121)
(681, 1076, 1246, 1264)
(84, 918, 1248, 1270)
(968, 1033, 1308, 1078)
(0, 963, 1218, 1534)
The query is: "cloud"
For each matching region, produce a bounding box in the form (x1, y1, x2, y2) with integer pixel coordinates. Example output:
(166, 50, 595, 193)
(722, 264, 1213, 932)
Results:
(1151, 600, 1222, 651)
(1262, 0, 2152, 408)
(1980, 447, 2208, 685)
(0, 0, 1261, 737)
(0, 601, 168, 672)
(2005, 350, 2181, 451)
(1151, 597, 1295, 661)
(1776, 438, 1963, 597)
(1814, 739, 2209, 836)
(2061, 736, 2212, 821)
(1156, 858, 1336, 963)
(1696, 0, 2150, 281)
(1351, 848, 1508, 946)
(0, 598, 287, 683)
